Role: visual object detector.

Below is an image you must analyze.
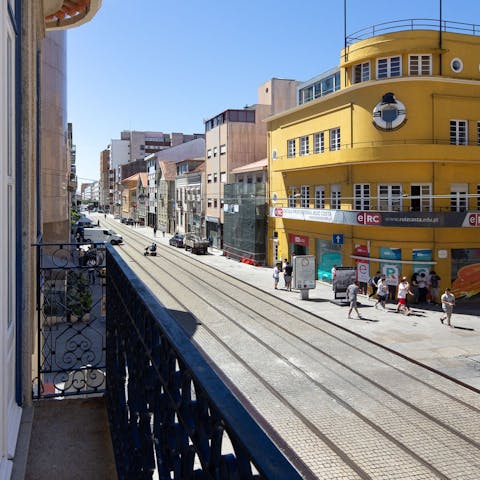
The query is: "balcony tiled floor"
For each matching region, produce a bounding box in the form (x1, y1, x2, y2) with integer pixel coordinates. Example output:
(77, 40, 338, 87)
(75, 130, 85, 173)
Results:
(15, 397, 116, 480)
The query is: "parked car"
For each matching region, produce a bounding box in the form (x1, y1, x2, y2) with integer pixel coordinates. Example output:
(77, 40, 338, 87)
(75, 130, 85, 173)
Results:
(184, 234, 209, 255)
(126, 218, 135, 226)
(169, 234, 184, 248)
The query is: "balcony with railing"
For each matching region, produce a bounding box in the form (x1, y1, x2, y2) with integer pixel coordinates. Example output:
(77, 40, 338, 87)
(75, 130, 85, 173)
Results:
(22, 242, 301, 479)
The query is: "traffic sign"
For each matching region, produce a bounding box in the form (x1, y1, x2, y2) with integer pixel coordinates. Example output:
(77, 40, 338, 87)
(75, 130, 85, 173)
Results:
(332, 233, 344, 245)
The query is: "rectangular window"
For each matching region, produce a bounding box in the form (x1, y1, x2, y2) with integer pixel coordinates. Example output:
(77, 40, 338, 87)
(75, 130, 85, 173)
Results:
(213, 146, 218, 157)
(220, 144, 226, 154)
(214, 198, 218, 208)
(300, 136, 310, 156)
(377, 56, 401, 78)
(450, 183, 468, 212)
(354, 184, 370, 210)
(331, 185, 341, 210)
(301, 185, 310, 208)
(288, 187, 297, 208)
(410, 184, 432, 212)
(220, 172, 227, 183)
(409, 54, 432, 76)
(207, 173, 212, 183)
(287, 139, 296, 158)
(213, 172, 218, 183)
(207, 198, 212, 208)
(314, 186, 325, 209)
(450, 120, 468, 145)
(207, 149, 212, 158)
(313, 132, 324, 154)
(353, 62, 370, 83)
(329, 128, 341, 151)
(378, 184, 402, 211)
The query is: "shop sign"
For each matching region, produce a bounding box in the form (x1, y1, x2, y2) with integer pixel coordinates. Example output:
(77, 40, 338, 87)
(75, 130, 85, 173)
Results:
(289, 233, 309, 247)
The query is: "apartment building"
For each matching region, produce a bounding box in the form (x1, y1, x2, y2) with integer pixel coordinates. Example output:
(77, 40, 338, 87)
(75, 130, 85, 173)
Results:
(204, 78, 298, 249)
(267, 20, 480, 302)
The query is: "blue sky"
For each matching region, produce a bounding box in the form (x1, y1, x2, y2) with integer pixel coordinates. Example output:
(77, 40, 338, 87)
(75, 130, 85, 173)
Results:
(67, 0, 480, 184)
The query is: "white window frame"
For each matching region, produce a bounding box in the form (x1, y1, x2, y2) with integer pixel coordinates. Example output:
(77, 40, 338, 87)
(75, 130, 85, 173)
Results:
(329, 127, 341, 151)
(408, 54, 432, 76)
(220, 171, 227, 183)
(376, 55, 402, 79)
(287, 139, 296, 158)
(313, 132, 324, 154)
(450, 183, 468, 212)
(450, 119, 468, 145)
(331, 184, 341, 210)
(213, 146, 218, 157)
(314, 185, 325, 209)
(354, 184, 370, 210)
(378, 184, 403, 211)
(299, 136, 310, 156)
(301, 185, 310, 208)
(353, 61, 370, 83)
(220, 144, 226, 155)
(288, 186, 297, 208)
(410, 184, 432, 212)
(477, 121, 480, 145)
(207, 149, 212, 158)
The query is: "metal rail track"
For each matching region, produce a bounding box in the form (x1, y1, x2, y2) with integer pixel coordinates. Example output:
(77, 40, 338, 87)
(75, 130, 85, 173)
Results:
(104, 220, 480, 479)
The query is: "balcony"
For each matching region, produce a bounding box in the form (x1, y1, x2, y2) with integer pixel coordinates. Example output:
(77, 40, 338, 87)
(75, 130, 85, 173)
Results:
(18, 242, 301, 479)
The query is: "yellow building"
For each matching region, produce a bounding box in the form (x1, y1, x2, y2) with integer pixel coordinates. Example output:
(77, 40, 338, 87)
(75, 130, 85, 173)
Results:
(267, 20, 480, 303)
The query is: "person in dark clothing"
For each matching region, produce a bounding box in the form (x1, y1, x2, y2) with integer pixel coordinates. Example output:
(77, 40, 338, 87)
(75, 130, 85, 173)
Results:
(368, 271, 381, 298)
(283, 260, 293, 291)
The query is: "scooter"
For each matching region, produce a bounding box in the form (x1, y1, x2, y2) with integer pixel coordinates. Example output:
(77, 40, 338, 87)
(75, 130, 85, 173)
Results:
(144, 244, 157, 256)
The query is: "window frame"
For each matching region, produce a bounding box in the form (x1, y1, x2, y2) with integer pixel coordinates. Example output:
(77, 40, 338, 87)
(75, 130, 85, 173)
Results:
(378, 184, 403, 211)
(300, 185, 310, 208)
(314, 185, 325, 209)
(287, 139, 296, 158)
(450, 183, 468, 212)
(450, 119, 468, 145)
(330, 184, 341, 210)
(299, 135, 310, 156)
(313, 132, 324, 154)
(354, 183, 370, 210)
(408, 54, 432, 76)
(353, 61, 370, 83)
(288, 186, 297, 208)
(376, 55, 402, 79)
(329, 127, 341, 151)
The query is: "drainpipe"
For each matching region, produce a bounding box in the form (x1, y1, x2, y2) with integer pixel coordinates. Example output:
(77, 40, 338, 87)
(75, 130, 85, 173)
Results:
(439, 0, 443, 75)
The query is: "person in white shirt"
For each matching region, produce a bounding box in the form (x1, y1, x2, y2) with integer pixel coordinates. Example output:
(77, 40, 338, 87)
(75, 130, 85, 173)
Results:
(396, 277, 413, 315)
(440, 288, 455, 327)
(374, 275, 388, 310)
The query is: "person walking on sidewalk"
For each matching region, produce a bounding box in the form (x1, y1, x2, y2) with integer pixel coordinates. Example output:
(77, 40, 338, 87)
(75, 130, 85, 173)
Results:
(368, 271, 381, 299)
(283, 260, 293, 291)
(440, 287, 455, 327)
(346, 281, 362, 319)
(374, 275, 388, 309)
(273, 262, 281, 289)
(396, 277, 413, 315)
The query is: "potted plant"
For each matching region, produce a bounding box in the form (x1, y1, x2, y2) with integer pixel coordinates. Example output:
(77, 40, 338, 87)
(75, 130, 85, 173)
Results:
(43, 292, 65, 326)
(67, 271, 93, 322)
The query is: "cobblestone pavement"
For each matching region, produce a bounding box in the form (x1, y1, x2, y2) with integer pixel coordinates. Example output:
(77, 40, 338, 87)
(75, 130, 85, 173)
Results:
(114, 218, 479, 391)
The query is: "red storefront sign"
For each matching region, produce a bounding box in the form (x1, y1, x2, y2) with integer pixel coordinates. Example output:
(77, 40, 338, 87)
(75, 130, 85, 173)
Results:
(289, 234, 309, 247)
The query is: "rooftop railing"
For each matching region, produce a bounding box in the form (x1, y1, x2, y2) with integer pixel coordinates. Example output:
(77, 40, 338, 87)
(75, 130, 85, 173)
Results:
(346, 18, 480, 45)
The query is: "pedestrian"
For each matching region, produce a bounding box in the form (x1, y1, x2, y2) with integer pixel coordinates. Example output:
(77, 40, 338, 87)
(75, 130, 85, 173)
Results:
(396, 277, 413, 315)
(283, 260, 293, 291)
(410, 271, 419, 304)
(440, 287, 455, 327)
(104, 213, 106, 219)
(153, 225, 157, 237)
(331, 264, 337, 290)
(417, 272, 428, 304)
(374, 275, 388, 309)
(346, 280, 362, 319)
(429, 270, 441, 304)
(368, 271, 381, 298)
(273, 262, 281, 289)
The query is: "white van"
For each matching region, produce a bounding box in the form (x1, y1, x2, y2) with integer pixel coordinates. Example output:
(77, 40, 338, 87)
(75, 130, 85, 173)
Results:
(83, 228, 123, 245)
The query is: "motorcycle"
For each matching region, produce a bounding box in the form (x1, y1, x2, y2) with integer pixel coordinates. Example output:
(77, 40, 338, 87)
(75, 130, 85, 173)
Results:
(144, 244, 157, 256)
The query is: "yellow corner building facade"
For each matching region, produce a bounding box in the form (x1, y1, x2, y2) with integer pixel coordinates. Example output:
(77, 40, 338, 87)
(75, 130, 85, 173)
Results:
(267, 20, 480, 303)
